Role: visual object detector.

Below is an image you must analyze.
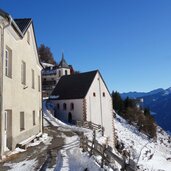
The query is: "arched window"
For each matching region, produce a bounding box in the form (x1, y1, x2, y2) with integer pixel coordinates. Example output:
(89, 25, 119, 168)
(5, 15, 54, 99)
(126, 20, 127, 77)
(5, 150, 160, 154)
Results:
(103, 92, 105, 97)
(63, 103, 67, 110)
(93, 92, 96, 97)
(65, 70, 68, 75)
(70, 103, 74, 110)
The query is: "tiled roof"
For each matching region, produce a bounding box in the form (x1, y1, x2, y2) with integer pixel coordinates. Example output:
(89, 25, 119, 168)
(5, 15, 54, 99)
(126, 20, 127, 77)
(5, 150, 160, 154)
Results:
(14, 18, 32, 34)
(51, 70, 98, 99)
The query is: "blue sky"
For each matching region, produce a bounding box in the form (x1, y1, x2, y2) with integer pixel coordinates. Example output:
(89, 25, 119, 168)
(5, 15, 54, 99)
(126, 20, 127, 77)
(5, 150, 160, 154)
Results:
(1, 0, 171, 92)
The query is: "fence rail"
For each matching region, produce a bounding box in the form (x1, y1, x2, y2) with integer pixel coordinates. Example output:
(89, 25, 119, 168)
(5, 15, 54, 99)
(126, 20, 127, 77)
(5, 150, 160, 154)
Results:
(76, 121, 103, 132)
(80, 131, 136, 171)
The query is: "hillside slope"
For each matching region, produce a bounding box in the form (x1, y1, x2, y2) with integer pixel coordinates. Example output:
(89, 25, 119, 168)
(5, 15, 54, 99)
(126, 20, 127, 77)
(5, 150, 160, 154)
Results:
(120, 87, 171, 132)
(114, 114, 171, 171)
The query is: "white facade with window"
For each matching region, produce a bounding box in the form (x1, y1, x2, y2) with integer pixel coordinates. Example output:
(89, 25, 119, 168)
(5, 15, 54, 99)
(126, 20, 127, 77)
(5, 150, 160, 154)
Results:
(42, 55, 71, 97)
(51, 70, 115, 148)
(0, 9, 42, 158)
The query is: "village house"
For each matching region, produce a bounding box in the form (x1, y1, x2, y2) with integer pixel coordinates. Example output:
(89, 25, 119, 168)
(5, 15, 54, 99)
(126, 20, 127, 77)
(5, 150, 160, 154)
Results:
(51, 70, 115, 148)
(0, 9, 42, 158)
(42, 54, 73, 97)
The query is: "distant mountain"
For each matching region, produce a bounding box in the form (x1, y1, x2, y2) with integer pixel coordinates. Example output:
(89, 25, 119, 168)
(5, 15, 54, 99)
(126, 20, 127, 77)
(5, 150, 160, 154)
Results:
(120, 88, 164, 99)
(121, 87, 171, 132)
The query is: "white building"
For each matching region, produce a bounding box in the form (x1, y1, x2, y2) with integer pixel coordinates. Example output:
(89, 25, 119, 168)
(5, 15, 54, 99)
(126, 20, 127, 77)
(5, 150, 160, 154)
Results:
(42, 54, 72, 97)
(0, 9, 42, 158)
(51, 70, 115, 148)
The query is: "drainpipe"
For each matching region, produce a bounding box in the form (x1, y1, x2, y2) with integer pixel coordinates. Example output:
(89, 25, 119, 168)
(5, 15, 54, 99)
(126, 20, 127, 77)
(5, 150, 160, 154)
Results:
(0, 17, 12, 157)
(98, 76, 103, 133)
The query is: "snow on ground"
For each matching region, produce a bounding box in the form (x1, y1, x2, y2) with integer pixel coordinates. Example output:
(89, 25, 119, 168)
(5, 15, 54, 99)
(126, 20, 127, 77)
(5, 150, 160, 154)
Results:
(10, 148, 26, 155)
(28, 133, 53, 147)
(55, 147, 104, 171)
(43, 100, 91, 134)
(43, 100, 115, 171)
(115, 114, 171, 171)
(54, 132, 106, 171)
(4, 159, 37, 171)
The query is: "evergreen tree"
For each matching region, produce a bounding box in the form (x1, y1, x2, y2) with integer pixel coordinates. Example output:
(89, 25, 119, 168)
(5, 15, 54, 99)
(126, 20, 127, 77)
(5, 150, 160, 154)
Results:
(112, 91, 123, 113)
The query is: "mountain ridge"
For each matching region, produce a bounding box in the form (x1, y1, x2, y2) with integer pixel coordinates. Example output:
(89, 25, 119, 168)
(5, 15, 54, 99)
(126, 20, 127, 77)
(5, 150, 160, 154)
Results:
(120, 87, 171, 132)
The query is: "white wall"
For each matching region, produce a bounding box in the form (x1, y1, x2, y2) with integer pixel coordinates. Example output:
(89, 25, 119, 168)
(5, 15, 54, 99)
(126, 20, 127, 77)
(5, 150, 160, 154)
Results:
(0, 23, 42, 155)
(51, 99, 83, 122)
(86, 72, 114, 148)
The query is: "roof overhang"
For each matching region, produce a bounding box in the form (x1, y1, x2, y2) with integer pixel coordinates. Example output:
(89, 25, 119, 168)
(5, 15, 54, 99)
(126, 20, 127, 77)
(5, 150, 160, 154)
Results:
(0, 9, 23, 37)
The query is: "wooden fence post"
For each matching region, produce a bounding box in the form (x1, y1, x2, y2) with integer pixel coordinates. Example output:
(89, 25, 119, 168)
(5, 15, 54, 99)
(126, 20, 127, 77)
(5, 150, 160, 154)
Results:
(101, 137, 109, 168)
(90, 130, 96, 156)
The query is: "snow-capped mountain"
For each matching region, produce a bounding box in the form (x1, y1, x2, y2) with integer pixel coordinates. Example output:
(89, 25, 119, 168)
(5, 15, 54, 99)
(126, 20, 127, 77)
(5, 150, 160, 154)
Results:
(120, 88, 164, 99)
(121, 87, 171, 133)
(115, 114, 171, 171)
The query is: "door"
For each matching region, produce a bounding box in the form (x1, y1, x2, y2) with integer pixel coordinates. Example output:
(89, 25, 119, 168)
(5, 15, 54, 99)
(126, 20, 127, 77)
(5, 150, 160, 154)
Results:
(4, 111, 9, 151)
(68, 112, 72, 123)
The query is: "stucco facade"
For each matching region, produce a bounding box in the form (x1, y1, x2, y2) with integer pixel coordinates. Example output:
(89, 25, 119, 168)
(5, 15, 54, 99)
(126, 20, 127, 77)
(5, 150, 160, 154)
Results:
(53, 99, 84, 122)
(85, 72, 114, 147)
(42, 56, 71, 97)
(0, 11, 42, 158)
(51, 70, 115, 148)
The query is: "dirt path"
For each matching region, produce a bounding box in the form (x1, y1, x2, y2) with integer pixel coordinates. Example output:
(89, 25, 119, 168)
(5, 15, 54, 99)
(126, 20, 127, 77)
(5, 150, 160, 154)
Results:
(0, 123, 76, 171)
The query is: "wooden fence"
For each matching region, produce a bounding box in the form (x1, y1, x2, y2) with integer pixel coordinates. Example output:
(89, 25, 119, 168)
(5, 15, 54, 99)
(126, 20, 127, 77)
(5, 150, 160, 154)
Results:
(80, 131, 136, 171)
(76, 121, 104, 135)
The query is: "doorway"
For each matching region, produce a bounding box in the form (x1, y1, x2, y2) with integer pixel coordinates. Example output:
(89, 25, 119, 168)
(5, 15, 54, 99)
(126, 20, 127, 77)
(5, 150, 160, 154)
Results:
(4, 110, 12, 151)
(68, 112, 72, 123)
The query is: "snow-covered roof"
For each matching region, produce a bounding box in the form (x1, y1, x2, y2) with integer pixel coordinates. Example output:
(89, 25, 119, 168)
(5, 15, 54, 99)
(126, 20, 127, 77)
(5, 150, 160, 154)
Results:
(41, 62, 55, 68)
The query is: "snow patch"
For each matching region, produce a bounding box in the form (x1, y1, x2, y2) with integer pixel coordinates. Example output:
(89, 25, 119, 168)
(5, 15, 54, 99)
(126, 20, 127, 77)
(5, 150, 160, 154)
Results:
(115, 114, 171, 171)
(4, 159, 37, 171)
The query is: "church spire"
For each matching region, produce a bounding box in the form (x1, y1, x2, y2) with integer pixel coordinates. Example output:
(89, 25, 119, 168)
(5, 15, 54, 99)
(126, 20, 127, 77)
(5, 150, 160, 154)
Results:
(58, 52, 70, 68)
(62, 51, 64, 60)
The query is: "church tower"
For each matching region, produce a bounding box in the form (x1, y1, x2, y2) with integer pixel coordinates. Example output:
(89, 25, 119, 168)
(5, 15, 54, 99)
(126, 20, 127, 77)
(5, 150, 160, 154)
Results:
(57, 52, 71, 80)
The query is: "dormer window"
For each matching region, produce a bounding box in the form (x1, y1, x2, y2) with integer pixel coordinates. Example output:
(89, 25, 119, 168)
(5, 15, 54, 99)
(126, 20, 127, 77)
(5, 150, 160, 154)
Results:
(27, 31, 30, 44)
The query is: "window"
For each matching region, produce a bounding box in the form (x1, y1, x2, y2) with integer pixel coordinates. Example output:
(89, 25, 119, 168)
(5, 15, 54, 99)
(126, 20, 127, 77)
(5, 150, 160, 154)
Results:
(32, 69, 35, 89)
(93, 92, 96, 97)
(65, 70, 68, 75)
(27, 31, 30, 44)
(20, 112, 25, 131)
(63, 103, 67, 110)
(38, 75, 41, 92)
(59, 70, 61, 77)
(5, 47, 12, 78)
(103, 92, 105, 97)
(70, 103, 74, 110)
(33, 111, 36, 125)
(21, 61, 26, 85)
(57, 103, 60, 110)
